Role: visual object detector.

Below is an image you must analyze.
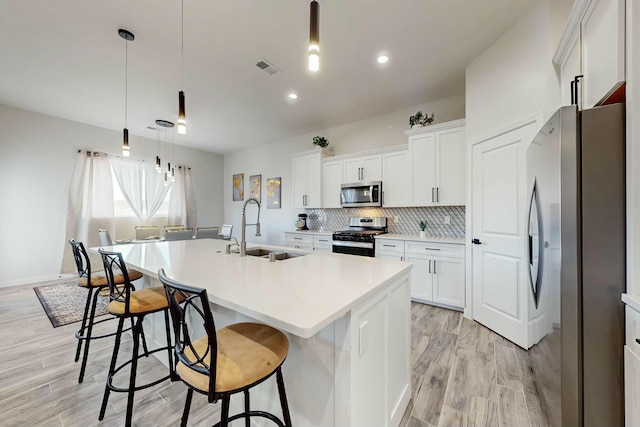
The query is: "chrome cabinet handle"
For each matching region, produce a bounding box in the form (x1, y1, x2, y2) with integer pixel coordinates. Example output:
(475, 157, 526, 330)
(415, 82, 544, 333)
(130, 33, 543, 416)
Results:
(436, 187, 439, 202)
(425, 248, 440, 251)
(433, 260, 436, 274)
(383, 244, 396, 248)
(428, 259, 431, 273)
(432, 188, 435, 203)
(294, 237, 302, 240)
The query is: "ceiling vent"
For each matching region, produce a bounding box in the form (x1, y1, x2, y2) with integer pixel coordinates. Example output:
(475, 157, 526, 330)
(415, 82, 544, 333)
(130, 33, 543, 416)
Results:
(256, 59, 281, 75)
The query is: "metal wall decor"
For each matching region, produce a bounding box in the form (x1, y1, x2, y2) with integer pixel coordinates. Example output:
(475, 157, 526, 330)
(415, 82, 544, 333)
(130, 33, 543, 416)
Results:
(249, 174, 261, 202)
(233, 173, 244, 201)
(266, 177, 281, 209)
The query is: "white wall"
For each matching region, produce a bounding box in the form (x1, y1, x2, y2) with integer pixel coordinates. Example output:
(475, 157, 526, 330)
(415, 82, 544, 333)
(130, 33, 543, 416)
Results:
(223, 95, 465, 246)
(0, 104, 224, 286)
(465, 0, 564, 143)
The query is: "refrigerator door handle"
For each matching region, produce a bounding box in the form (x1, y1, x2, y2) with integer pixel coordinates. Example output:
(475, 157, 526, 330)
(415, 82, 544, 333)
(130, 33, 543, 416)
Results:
(527, 179, 544, 308)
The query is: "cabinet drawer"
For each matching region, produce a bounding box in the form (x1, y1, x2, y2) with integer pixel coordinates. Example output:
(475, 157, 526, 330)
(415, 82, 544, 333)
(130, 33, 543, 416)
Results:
(313, 235, 332, 249)
(376, 240, 405, 254)
(405, 241, 464, 258)
(285, 233, 314, 246)
(626, 306, 640, 354)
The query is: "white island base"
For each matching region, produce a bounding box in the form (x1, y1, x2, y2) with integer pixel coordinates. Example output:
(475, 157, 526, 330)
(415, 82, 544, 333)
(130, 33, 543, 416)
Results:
(98, 239, 412, 427)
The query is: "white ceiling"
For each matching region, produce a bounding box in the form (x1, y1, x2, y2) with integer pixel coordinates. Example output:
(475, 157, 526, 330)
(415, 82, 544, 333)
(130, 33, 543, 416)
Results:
(0, 0, 536, 154)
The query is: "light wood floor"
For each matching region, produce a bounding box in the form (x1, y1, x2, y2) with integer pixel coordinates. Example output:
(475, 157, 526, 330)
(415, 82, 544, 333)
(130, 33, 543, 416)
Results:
(0, 282, 549, 427)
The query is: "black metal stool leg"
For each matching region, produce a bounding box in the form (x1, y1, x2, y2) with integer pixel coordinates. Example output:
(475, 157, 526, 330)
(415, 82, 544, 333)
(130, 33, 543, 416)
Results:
(276, 369, 292, 427)
(244, 390, 251, 427)
(124, 316, 143, 427)
(99, 316, 125, 421)
(74, 287, 94, 363)
(78, 286, 102, 383)
(180, 388, 194, 427)
(220, 396, 231, 427)
(163, 309, 178, 380)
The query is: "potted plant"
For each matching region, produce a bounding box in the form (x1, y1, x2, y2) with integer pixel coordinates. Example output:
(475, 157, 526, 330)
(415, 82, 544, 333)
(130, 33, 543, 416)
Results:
(419, 221, 428, 239)
(409, 111, 435, 129)
(312, 136, 329, 149)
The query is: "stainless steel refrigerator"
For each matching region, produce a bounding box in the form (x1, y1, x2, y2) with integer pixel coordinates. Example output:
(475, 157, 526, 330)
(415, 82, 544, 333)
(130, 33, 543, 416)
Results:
(526, 103, 625, 427)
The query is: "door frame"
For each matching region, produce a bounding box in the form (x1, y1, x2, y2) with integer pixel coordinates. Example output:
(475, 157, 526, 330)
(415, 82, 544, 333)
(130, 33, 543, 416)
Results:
(464, 112, 545, 320)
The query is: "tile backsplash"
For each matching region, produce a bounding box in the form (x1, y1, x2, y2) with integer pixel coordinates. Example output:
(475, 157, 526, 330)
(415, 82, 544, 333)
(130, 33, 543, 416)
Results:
(305, 206, 465, 237)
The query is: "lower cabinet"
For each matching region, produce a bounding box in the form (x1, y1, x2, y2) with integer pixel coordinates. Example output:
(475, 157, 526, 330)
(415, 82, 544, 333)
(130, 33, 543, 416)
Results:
(626, 305, 640, 426)
(377, 238, 465, 310)
(284, 232, 332, 252)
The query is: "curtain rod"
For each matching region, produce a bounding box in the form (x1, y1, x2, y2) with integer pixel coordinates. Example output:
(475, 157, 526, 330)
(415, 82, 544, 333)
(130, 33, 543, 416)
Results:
(77, 149, 191, 169)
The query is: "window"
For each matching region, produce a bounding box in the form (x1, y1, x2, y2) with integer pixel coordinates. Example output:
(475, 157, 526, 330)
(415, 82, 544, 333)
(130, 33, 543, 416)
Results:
(111, 168, 172, 218)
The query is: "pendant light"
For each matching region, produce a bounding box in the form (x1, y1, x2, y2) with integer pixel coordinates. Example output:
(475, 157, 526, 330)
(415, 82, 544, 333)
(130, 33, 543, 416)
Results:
(156, 119, 175, 185)
(118, 29, 134, 157)
(308, 1, 320, 72)
(177, 0, 187, 134)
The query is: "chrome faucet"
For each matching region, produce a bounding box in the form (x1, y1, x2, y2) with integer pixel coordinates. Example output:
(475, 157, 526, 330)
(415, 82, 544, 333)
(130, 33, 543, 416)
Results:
(241, 197, 261, 256)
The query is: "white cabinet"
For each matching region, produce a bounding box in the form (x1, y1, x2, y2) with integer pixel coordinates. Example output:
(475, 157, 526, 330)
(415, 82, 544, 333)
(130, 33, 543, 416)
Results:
(406, 120, 466, 207)
(292, 150, 327, 208)
(376, 239, 405, 261)
(323, 160, 344, 208)
(381, 150, 409, 207)
(626, 305, 640, 426)
(284, 232, 332, 252)
(555, 0, 625, 108)
(344, 154, 382, 183)
(376, 238, 465, 309)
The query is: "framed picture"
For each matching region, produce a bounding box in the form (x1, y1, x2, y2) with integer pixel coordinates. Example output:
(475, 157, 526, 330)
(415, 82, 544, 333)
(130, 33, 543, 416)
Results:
(232, 173, 244, 201)
(249, 174, 261, 202)
(266, 177, 281, 209)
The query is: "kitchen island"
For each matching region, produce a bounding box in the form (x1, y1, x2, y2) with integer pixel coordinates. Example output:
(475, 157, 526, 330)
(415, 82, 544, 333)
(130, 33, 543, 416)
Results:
(96, 238, 412, 427)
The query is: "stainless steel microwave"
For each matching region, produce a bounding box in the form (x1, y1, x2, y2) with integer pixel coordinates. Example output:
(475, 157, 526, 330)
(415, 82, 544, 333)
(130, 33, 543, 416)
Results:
(340, 181, 382, 207)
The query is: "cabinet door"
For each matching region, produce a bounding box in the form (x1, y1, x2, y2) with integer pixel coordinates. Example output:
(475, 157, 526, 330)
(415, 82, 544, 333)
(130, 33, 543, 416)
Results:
(406, 254, 432, 301)
(561, 28, 582, 107)
(306, 155, 322, 208)
(323, 160, 343, 208)
(377, 252, 404, 261)
(581, 0, 625, 107)
(292, 157, 309, 208)
(625, 346, 640, 427)
(436, 128, 466, 206)
(343, 158, 362, 183)
(410, 134, 437, 206)
(362, 155, 382, 181)
(431, 256, 465, 308)
(382, 151, 408, 207)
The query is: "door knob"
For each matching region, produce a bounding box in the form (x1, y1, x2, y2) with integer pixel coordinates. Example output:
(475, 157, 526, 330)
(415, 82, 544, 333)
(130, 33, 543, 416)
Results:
(472, 238, 482, 245)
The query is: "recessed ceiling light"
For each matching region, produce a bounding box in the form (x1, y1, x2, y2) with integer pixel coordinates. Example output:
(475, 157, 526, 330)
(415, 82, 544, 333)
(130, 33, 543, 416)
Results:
(288, 93, 298, 100)
(377, 55, 389, 64)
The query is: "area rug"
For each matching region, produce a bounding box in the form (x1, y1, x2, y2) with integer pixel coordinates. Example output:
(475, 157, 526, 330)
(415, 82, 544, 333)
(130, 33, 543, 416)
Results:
(33, 278, 109, 328)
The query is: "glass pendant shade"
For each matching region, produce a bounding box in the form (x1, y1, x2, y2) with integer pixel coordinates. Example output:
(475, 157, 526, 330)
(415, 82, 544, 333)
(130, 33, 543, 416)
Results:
(122, 128, 130, 157)
(177, 91, 186, 134)
(309, 1, 319, 72)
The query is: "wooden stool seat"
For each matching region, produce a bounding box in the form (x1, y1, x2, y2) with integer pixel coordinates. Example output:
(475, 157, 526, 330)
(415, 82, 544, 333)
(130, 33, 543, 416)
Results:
(78, 269, 143, 288)
(107, 287, 168, 316)
(177, 323, 289, 394)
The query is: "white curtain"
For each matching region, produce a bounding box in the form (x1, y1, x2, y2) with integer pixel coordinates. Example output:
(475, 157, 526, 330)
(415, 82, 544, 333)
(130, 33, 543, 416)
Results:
(111, 158, 170, 222)
(168, 166, 196, 227)
(61, 151, 115, 273)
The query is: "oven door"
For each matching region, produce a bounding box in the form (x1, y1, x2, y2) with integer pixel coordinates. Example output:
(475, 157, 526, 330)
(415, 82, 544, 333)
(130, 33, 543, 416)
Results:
(332, 240, 375, 257)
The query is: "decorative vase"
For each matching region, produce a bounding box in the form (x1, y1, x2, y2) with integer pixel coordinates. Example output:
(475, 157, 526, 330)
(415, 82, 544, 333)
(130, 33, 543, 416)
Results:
(419, 231, 427, 239)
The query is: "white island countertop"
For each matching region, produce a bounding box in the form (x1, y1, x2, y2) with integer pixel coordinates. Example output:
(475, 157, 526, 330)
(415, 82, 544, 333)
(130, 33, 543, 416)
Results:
(97, 239, 411, 339)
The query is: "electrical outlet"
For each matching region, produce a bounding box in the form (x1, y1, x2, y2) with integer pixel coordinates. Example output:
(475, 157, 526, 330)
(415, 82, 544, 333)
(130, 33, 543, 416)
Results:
(393, 215, 400, 223)
(444, 215, 451, 224)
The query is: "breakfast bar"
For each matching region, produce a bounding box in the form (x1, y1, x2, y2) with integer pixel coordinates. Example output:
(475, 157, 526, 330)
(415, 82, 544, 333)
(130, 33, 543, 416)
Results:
(97, 238, 412, 427)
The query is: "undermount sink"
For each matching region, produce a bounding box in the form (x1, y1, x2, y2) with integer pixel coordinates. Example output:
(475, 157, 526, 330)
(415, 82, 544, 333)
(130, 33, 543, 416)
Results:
(244, 248, 307, 260)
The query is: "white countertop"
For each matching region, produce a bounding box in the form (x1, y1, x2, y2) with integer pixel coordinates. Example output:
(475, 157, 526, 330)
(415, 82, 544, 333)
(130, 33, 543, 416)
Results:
(376, 234, 465, 245)
(94, 239, 411, 339)
(284, 229, 334, 236)
(622, 293, 640, 313)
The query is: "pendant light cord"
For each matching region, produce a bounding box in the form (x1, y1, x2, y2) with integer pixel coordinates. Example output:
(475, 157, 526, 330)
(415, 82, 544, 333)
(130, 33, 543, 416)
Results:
(181, 0, 184, 89)
(124, 39, 128, 128)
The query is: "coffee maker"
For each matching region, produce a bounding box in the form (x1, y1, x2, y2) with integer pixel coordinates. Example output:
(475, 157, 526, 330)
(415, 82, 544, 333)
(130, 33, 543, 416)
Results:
(295, 213, 309, 230)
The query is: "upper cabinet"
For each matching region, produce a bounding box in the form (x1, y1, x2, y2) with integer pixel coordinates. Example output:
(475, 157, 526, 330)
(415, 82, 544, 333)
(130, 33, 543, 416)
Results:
(292, 149, 332, 209)
(343, 154, 382, 183)
(323, 159, 344, 208)
(381, 150, 409, 207)
(406, 119, 466, 207)
(554, 0, 625, 108)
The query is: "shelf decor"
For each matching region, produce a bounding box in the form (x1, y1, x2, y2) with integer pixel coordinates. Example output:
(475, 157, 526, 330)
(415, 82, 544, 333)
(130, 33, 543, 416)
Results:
(409, 111, 435, 129)
(266, 177, 281, 209)
(233, 173, 244, 201)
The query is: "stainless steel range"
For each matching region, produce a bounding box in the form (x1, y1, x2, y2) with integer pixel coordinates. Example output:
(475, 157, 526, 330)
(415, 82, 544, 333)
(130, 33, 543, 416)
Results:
(332, 217, 387, 257)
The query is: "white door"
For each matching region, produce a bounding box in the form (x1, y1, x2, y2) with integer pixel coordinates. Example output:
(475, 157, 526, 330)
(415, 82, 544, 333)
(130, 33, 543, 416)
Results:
(292, 157, 308, 208)
(306, 155, 322, 208)
(323, 160, 343, 208)
(382, 151, 408, 207)
(432, 256, 465, 308)
(343, 158, 362, 183)
(406, 254, 431, 302)
(436, 128, 466, 205)
(471, 123, 536, 348)
(410, 134, 436, 206)
(362, 155, 382, 181)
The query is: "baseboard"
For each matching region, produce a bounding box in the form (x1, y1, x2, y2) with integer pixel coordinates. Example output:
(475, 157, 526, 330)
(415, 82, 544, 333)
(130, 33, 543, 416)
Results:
(0, 273, 76, 288)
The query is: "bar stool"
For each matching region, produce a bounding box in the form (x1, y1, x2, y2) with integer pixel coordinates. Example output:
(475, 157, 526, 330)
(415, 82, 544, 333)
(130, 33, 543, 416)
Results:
(158, 269, 292, 427)
(68, 239, 143, 383)
(98, 249, 176, 427)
